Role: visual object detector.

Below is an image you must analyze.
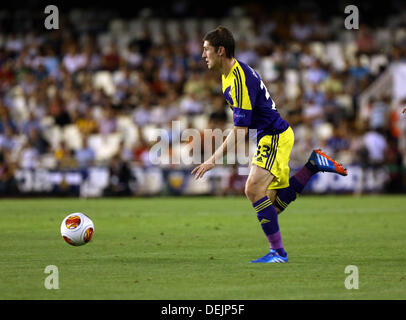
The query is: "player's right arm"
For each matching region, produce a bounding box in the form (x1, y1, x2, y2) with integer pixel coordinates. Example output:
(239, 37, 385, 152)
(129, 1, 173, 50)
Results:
(192, 64, 258, 179)
(191, 126, 248, 179)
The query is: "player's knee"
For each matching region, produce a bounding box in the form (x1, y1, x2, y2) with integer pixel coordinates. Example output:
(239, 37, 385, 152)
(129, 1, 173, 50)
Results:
(244, 184, 254, 202)
(245, 181, 265, 203)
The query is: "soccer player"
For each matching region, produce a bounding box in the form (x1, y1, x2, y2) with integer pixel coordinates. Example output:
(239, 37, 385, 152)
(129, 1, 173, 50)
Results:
(191, 26, 348, 263)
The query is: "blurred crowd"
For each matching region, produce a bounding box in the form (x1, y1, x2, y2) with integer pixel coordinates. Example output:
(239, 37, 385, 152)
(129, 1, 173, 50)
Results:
(1, 3, 406, 196)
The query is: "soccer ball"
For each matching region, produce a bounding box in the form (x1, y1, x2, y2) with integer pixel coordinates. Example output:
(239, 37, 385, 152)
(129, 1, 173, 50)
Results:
(60, 213, 94, 246)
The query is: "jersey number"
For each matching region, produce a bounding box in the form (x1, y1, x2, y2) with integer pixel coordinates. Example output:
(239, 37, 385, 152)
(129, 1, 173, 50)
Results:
(260, 80, 276, 110)
(257, 145, 271, 158)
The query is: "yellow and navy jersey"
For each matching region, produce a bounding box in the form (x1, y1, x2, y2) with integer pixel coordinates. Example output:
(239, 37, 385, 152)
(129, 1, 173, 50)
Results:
(222, 59, 289, 141)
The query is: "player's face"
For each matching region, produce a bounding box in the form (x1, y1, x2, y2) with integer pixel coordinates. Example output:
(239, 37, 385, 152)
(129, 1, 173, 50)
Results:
(202, 41, 220, 70)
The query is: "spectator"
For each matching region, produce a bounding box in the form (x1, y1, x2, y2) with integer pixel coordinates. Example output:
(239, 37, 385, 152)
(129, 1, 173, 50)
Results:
(103, 153, 135, 196)
(208, 95, 228, 130)
(133, 97, 152, 127)
(369, 96, 389, 130)
(227, 165, 247, 196)
(54, 141, 77, 169)
(236, 39, 259, 68)
(290, 15, 312, 42)
(302, 97, 324, 128)
(304, 83, 325, 106)
(0, 59, 16, 90)
(18, 141, 40, 169)
(21, 111, 41, 137)
(48, 94, 72, 127)
(326, 121, 351, 156)
(363, 128, 388, 166)
(356, 25, 377, 55)
(123, 43, 143, 68)
(0, 104, 17, 134)
(42, 46, 59, 78)
(303, 59, 328, 86)
(98, 107, 117, 135)
(62, 44, 87, 74)
(76, 109, 99, 136)
(320, 70, 343, 95)
(348, 55, 370, 80)
(26, 127, 50, 155)
(133, 135, 151, 167)
(323, 91, 346, 125)
(75, 135, 95, 169)
(117, 140, 133, 162)
(0, 125, 20, 152)
(150, 94, 180, 126)
(179, 92, 203, 116)
(101, 43, 121, 71)
(0, 151, 19, 196)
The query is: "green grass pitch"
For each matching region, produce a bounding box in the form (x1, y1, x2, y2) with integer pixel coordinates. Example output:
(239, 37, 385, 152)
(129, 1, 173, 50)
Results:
(0, 195, 405, 300)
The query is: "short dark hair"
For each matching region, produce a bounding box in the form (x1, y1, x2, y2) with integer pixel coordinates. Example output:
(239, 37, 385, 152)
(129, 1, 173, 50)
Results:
(203, 26, 235, 58)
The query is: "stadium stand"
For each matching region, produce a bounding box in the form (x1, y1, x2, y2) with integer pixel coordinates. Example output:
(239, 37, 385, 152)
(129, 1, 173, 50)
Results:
(0, 1, 405, 196)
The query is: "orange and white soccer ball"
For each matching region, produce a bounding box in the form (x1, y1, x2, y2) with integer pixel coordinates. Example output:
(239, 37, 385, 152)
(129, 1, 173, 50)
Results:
(60, 213, 94, 246)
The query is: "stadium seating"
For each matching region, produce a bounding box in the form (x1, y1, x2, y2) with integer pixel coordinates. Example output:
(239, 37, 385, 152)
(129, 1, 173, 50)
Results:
(1, 4, 405, 197)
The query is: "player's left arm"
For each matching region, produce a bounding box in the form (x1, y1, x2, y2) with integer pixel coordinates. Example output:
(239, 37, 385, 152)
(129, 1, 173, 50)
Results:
(191, 126, 248, 179)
